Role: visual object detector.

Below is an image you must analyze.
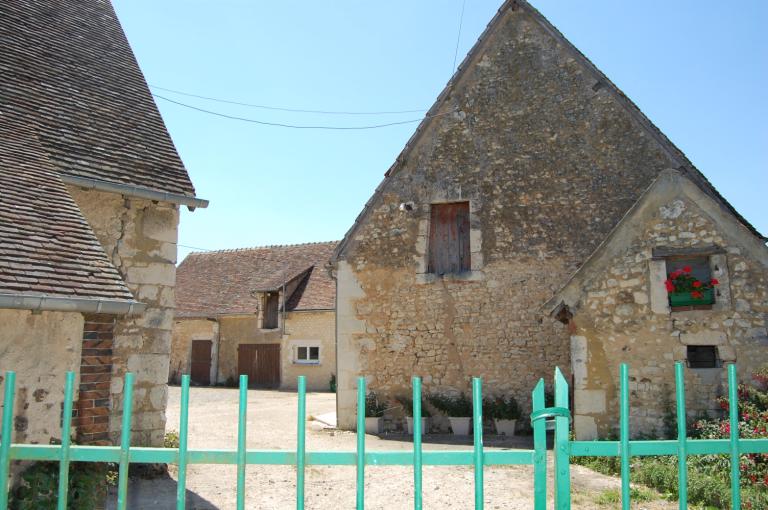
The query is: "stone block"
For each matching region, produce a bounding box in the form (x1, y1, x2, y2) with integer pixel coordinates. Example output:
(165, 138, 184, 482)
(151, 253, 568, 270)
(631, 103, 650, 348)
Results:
(574, 389, 605, 414)
(680, 330, 726, 346)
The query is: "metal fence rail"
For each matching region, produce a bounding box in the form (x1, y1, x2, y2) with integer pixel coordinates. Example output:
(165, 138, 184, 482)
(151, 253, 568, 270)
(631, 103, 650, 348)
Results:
(0, 362, 767, 509)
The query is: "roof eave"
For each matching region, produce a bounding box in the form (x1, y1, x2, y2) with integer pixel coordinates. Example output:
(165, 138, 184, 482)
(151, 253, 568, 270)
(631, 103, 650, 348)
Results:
(61, 175, 209, 210)
(0, 293, 146, 316)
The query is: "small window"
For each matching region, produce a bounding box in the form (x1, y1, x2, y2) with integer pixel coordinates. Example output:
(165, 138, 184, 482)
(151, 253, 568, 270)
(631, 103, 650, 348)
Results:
(263, 292, 279, 329)
(687, 346, 720, 369)
(665, 256, 716, 309)
(428, 202, 471, 275)
(295, 346, 320, 364)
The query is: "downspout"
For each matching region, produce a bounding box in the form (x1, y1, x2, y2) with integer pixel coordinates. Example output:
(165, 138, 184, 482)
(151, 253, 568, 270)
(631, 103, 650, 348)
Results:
(0, 293, 145, 315)
(281, 280, 286, 336)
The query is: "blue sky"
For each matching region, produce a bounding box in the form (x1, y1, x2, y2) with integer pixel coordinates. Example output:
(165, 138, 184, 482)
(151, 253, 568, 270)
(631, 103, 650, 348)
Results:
(112, 1, 767, 262)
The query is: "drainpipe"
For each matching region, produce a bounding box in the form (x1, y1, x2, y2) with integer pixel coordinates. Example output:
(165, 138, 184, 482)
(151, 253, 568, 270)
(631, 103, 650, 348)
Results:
(0, 293, 145, 315)
(61, 175, 209, 210)
(281, 280, 286, 336)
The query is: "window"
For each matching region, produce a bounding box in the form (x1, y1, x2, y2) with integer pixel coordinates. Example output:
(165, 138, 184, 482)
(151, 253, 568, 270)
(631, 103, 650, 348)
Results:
(295, 346, 320, 364)
(427, 202, 471, 275)
(687, 346, 720, 369)
(665, 255, 716, 309)
(263, 292, 279, 329)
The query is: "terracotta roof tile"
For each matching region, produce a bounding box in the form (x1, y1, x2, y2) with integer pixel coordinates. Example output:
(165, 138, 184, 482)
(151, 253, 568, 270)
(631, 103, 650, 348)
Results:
(0, 109, 135, 302)
(0, 0, 196, 196)
(176, 242, 337, 317)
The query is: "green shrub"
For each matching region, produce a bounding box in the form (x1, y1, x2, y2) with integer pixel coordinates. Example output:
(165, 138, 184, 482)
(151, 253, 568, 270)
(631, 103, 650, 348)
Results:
(10, 462, 107, 510)
(164, 430, 180, 449)
(427, 393, 473, 417)
(395, 395, 431, 418)
(483, 395, 521, 420)
(329, 374, 337, 393)
(364, 392, 386, 417)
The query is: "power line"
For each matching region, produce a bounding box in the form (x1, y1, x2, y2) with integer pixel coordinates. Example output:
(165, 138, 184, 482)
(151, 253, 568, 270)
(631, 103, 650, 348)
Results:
(152, 93, 451, 130)
(452, 0, 467, 74)
(150, 84, 427, 116)
(178, 243, 214, 252)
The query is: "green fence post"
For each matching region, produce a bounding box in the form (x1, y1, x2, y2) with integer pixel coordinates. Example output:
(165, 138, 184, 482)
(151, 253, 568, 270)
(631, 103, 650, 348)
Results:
(297, 376, 306, 510)
(619, 364, 630, 510)
(116, 372, 135, 510)
(674, 362, 688, 510)
(356, 377, 366, 510)
(532, 379, 546, 510)
(472, 377, 484, 510)
(0, 371, 16, 509)
(728, 364, 741, 510)
(237, 374, 248, 510)
(176, 374, 191, 510)
(554, 367, 571, 510)
(412, 376, 422, 510)
(57, 371, 75, 510)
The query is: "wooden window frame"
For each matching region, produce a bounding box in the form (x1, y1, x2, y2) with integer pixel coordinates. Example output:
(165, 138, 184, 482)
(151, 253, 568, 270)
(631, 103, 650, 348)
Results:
(427, 201, 471, 275)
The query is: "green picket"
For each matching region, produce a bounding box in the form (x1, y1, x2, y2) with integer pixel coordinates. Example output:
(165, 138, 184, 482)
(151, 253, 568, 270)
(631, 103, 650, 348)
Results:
(116, 372, 134, 510)
(531, 378, 546, 510)
(56, 371, 75, 510)
(412, 376, 423, 510)
(0, 371, 16, 509)
(728, 364, 741, 510)
(675, 362, 688, 509)
(297, 376, 307, 510)
(236, 374, 248, 510)
(472, 377, 484, 510)
(554, 367, 571, 509)
(619, 364, 630, 510)
(176, 374, 191, 510)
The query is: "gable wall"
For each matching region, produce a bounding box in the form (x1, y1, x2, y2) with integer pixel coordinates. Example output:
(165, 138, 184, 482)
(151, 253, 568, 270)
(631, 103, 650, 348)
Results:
(570, 196, 768, 439)
(69, 187, 179, 447)
(335, 7, 680, 428)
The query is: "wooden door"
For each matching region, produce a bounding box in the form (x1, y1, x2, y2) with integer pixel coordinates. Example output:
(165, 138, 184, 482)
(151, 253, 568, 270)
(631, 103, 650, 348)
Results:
(237, 343, 280, 387)
(428, 202, 471, 274)
(190, 340, 212, 385)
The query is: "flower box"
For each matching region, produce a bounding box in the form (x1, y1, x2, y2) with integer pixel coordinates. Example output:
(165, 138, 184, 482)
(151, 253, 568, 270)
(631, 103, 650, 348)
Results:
(669, 288, 714, 307)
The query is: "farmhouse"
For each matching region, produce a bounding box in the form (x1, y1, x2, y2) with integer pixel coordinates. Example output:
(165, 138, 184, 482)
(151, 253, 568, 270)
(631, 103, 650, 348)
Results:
(172, 242, 337, 391)
(331, 0, 768, 438)
(0, 1, 206, 447)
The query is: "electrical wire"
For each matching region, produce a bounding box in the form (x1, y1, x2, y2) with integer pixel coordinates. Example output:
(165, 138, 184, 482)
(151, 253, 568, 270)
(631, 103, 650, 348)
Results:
(150, 84, 427, 115)
(452, 0, 467, 74)
(152, 93, 452, 130)
(178, 244, 214, 252)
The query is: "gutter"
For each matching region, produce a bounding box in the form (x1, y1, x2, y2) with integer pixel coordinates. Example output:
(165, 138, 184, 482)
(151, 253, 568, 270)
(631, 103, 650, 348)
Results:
(0, 293, 146, 316)
(61, 175, 209, 211)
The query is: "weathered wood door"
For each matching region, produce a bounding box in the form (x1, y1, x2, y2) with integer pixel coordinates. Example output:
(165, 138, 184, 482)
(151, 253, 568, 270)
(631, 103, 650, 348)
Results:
(237, 343, 280, 387)
(190, 340, 212, 385)
(428, 202, 471, 274)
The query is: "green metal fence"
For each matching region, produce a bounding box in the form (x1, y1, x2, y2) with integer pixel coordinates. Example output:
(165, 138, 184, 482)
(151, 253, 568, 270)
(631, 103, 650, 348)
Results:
(0, 362, 766, 509)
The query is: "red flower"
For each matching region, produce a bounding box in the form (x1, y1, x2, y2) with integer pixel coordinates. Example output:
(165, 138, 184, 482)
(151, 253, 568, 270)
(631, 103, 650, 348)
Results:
(683, 265, 692, 273)
(664, 280, 675, 292)
(692, 281, 702, 288)
(710, 278, 719, 285)
(670, 269, 683, 279)
(691, 291, 703, 299)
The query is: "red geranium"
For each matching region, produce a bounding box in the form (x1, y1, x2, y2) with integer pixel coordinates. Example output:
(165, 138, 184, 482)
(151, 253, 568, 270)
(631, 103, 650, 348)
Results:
(683, 265, 692, 273)
(692, 281, 702, 288)
(664, 280, 675, 292)
(710, 278, 719, 285)
(691, 290, 703, 299)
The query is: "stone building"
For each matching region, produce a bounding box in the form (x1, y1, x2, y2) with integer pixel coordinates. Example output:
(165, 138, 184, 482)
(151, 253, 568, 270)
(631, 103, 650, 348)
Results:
(0, 0, 206, 448)
(330, 0, 767, 436)
(172, 242, 337, 391)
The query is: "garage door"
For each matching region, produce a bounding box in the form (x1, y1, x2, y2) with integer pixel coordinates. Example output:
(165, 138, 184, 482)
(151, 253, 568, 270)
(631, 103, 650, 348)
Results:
(237, 343, 280, 388)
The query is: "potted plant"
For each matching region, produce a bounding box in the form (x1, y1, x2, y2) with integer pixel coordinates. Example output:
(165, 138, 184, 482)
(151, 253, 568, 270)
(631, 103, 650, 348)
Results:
(664, 265, 719, 307)
(428, 393, 473, 435)
(395, 395, 430, 434)
(486, 395, 521, 436)
(364, 392, 386, 434)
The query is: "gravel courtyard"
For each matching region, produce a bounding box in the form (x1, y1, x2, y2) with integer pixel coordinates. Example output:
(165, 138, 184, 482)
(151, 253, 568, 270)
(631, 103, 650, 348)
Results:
(111, 386, 676, 509)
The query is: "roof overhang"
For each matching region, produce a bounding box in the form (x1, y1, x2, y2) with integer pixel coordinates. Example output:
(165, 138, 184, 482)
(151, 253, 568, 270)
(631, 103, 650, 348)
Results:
(62, 175, 209, 211)
(0, 293, 146, 315)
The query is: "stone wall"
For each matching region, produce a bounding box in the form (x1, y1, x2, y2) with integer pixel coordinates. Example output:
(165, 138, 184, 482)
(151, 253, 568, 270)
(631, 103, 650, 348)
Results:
(68, 186, 178, 447)
(282, 310, 336, 391)
(0, 310, 83, 445)
(569, 194, 768, 439)
(334, 6, 682, 428)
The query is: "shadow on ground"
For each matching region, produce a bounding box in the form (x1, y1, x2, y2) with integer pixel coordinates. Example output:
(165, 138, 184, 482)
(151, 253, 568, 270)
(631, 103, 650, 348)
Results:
(106, 471, 219, 510)
(374, 432, 553, 449)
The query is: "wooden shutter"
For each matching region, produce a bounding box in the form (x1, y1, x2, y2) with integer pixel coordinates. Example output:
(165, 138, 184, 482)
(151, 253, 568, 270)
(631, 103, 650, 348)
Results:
(428, 202, 471, 275)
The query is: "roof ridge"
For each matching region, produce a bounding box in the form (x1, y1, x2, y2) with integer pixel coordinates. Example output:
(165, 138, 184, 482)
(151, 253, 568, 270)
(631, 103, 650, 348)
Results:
(188, 240, 340, 255)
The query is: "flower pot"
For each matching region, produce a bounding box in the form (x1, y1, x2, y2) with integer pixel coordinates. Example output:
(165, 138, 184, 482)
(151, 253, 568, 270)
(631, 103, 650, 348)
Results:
(448, 417, 471, 435)
(494, 419, 517, 436)
(364, 417, 383, 435)
(406, 417, 428, 435)
(669, 288, 714, 307)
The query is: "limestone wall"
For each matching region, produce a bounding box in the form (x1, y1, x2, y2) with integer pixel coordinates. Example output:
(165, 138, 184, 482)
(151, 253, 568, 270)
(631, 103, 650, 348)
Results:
(570, 196, 768, 439)
(281, 310, 336, 391)
(334, 7, 682, 429)
(68, 186, 178, 446)
(0, 310, 83, 445)
(169, 318, 217, 384)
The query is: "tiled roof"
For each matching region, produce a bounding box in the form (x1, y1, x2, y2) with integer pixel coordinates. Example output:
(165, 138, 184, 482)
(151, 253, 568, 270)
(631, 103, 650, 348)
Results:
(0, 109, 136, 302)
(176, 242, 338, 318)
(0, 0, 196, 197)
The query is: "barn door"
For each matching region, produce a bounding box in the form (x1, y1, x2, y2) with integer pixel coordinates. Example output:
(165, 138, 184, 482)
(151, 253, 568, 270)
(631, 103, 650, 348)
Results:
(190, 340, 212, 385)
(237, 343, 280, 388)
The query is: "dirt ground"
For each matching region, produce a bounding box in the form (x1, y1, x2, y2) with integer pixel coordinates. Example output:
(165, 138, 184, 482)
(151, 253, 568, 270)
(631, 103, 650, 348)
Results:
(109, 386, 677, 509)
